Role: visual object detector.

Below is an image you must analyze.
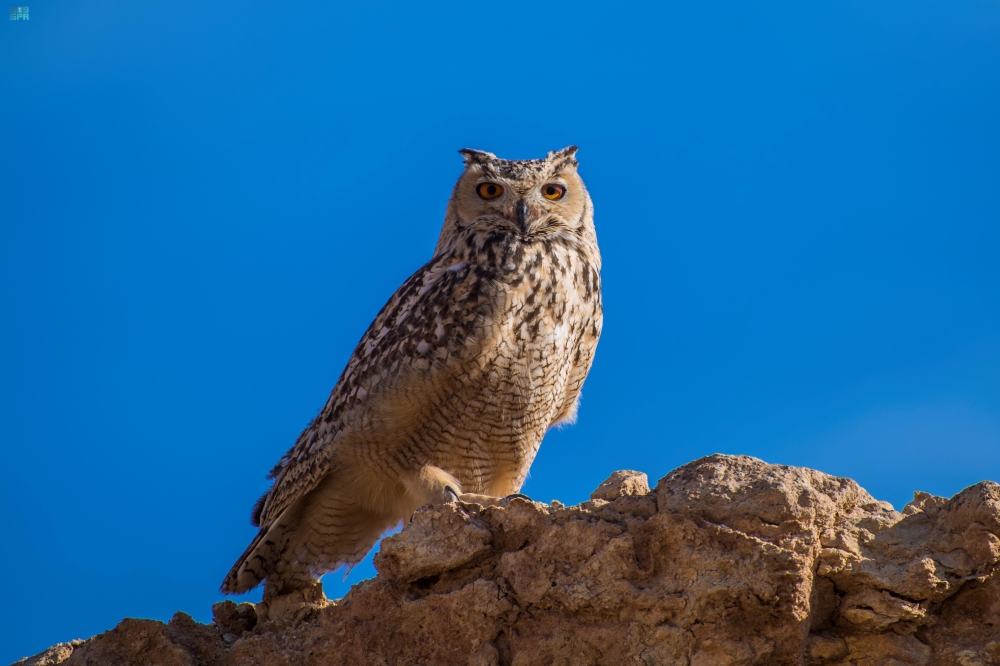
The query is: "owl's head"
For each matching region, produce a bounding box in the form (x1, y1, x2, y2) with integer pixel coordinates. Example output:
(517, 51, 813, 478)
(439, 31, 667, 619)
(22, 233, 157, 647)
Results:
(435, 146, 594, 255)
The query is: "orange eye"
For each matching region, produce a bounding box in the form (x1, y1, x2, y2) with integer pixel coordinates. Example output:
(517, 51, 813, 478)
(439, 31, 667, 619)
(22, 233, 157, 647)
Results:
(541, 183, 566, 200)
(476, 182, 504, 199)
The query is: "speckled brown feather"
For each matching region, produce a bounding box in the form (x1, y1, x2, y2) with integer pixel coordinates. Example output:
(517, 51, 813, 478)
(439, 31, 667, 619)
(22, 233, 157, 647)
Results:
(222, 147, 602, 596)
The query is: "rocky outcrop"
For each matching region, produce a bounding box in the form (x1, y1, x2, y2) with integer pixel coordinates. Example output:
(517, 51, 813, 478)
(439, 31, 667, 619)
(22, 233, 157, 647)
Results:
(15, 455, 1000, 666)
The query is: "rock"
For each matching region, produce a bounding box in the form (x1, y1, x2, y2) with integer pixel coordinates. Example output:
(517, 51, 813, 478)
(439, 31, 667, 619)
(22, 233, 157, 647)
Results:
(15, 455, 1000, 666)
(11, 641, 82, 666)
(590, 470, 650, 501)
(836, 588, 928, 633)
(805, 633, 849, 661)
(211, 600, 257, 637)
(54, 614, 223, 666)
(254, 579, 330, 628)
(374, 503, 493, 582)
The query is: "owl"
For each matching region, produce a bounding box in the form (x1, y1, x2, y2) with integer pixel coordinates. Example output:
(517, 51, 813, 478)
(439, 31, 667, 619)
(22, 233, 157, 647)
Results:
(221, 146, 602, 598)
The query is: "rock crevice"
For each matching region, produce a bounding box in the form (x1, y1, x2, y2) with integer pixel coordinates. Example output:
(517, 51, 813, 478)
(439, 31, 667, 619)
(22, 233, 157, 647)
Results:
(17, 455, 1000, 666)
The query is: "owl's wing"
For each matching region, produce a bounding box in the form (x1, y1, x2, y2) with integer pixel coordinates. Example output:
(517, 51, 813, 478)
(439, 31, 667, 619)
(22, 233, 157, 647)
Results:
(255, 254, 489, 529)
(551, 314, 603, 426)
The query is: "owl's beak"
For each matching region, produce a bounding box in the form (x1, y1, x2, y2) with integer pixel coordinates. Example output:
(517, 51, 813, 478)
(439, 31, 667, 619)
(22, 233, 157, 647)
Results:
(515, 199, 530, 234)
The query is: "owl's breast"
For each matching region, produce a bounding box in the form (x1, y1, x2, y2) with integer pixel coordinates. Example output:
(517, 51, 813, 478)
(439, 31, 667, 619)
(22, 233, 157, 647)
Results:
(468, 239, 601, 419)
(352, 234, 603, 494)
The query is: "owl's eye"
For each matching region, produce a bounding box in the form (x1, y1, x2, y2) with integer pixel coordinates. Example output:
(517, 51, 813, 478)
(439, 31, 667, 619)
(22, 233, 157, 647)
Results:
(476, 182, 504, 200)
(541, 183, 566, 200)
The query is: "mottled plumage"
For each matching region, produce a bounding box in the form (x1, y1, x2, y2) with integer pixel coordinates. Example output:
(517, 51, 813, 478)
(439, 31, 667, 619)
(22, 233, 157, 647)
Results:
(222, 146, 602, 597)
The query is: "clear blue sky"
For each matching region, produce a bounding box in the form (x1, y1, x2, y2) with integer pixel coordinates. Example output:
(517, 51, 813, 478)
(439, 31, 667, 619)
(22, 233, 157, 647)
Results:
(2, 1, 998, 661)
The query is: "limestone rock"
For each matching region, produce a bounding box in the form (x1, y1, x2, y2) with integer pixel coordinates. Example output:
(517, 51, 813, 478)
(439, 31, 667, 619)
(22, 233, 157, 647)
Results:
(14, 455, 1000, 666)
(11, 641, 82, 666)
(374, 503, 494, 582)
(211, 600, 257, 639)
(590, 470, 650, 501)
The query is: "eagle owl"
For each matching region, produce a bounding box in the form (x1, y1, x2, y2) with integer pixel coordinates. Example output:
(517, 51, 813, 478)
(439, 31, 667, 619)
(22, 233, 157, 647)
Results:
(222, 146, 602, 597)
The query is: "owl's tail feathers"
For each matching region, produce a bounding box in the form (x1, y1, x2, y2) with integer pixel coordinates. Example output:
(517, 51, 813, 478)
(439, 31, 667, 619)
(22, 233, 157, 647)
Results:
(220, 476, 400, 596)
(220, 508, 301, 595)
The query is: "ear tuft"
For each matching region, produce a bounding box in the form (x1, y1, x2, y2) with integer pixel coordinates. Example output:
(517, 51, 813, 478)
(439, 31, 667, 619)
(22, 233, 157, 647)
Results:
(547, 145, 579, 165)
(459, 148, 495, 165)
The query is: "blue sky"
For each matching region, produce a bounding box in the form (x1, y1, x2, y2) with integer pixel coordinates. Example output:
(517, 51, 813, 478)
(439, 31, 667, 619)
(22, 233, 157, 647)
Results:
(2, 0, 998, 661)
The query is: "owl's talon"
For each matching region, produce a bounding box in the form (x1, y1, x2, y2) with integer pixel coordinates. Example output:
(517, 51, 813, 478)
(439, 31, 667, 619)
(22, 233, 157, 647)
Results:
(444, 486, 460, 503)
(498, 493, 532, 507)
